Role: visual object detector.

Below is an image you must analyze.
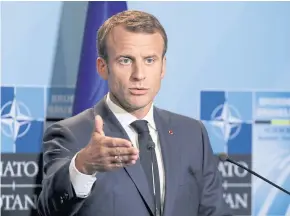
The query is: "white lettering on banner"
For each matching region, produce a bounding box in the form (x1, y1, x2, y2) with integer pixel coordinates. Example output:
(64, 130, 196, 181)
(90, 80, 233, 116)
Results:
(0, 161, 38, 177)
(256, 108, 290, 118)
(223, 193, 248, 209)
(218, 161, 248, 178)
(51, 95, 74, 103)
(47, 105, 72, 115)
(0, 194, 37, 210)
(259, 97, 290, 106)
(265, 127, 290, 134)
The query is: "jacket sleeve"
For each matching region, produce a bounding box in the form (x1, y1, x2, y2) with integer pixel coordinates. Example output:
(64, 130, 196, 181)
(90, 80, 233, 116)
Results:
(197, 121, 233, 216)
(37, 123, 90, 216)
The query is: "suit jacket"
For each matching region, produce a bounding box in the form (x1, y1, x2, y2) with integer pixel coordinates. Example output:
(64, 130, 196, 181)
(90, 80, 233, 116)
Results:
(37, 98, 232, 216)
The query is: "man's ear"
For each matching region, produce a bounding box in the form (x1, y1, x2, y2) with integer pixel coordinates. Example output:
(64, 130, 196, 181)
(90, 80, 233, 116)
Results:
(97, 57, 108, 80)
(161, 56, 166, 79)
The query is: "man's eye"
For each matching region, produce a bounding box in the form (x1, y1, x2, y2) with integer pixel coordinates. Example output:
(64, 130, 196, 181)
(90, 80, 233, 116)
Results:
(145, 58, 155, 64)
(119, 58, 132, 65)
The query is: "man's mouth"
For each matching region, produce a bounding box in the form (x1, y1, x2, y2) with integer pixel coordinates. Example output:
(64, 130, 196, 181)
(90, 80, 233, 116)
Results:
(129, 88, 149, 95)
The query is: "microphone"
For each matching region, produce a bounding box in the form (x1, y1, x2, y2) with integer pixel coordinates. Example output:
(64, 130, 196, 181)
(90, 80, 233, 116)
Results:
(218, 153, 290, 196)
(147, 141, 155, 150)
(146, 140, 161, 216)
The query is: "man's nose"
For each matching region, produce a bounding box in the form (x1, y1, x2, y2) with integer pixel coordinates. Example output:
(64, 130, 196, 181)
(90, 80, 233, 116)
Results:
(131, 63, 146, 80)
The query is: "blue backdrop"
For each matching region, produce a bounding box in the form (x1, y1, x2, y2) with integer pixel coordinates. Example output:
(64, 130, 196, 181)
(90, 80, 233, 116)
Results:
(1, 1, 290, 216)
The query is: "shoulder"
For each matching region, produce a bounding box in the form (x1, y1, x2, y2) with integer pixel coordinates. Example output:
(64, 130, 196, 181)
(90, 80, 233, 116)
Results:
(154, 107, 212, 160)
(45, 108, 95, 137)
(155, 106, 204, 130)
(58, 108, 94, 129)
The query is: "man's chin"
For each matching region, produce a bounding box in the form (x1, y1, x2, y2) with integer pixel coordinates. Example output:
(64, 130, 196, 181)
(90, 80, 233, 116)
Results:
(125, 99, 152, 112)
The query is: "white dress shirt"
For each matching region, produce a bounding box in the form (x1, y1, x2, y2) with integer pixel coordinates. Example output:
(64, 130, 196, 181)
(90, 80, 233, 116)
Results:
(69, 93, 165, 210)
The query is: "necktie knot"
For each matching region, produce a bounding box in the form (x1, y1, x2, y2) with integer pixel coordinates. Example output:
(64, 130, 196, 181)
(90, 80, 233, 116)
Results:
(130, 120, 149, 135)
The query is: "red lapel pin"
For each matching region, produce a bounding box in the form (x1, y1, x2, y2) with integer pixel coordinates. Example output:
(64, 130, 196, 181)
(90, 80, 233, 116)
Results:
(168, 130, 173, 135)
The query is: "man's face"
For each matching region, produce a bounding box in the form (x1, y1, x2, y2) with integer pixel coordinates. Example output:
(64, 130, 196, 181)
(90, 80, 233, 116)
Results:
(97, 25, 166, 113)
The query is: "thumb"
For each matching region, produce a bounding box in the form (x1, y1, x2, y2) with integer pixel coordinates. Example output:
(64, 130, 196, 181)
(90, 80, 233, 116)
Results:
(94, 115, 105, 136)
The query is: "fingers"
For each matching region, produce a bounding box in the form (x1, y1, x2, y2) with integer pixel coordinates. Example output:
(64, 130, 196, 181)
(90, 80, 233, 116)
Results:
(95, 115, 104, 136)
(109, 147, 139, 169)
(100, 147, 139, 169)
(93, 117, 132, 148)
(106, 146, 139, 157)
(108, 155, 138, 170)
(89, 115, 140, 172)
(103, 137, 132, 148)
(111, 154, 138, 164)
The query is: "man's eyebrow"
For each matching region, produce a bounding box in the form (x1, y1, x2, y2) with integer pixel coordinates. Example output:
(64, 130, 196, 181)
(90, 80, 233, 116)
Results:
(115, 55, 135, 60)
(115, 54, 160, 60)
(144, 54, 159, 59)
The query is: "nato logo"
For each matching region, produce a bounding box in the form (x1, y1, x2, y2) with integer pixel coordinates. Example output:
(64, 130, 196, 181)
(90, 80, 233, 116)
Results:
(1, 86, 45, 153)
(200, 91, 252, 154)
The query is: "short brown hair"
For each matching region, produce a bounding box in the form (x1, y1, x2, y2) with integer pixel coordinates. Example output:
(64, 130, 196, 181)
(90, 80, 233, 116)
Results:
(97, 10, 168, 61)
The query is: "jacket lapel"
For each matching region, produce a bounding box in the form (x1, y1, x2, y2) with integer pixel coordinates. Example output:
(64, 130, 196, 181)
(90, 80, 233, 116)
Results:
(93, 99, 155, 215)
(153, 108, 181, 216)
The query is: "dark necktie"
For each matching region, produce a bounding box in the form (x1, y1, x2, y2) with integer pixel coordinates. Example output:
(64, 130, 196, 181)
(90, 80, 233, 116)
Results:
(130, 120, 161, 216)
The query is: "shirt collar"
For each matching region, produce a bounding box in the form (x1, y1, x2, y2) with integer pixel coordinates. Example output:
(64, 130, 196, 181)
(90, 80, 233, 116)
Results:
(105, 93, 156, 130)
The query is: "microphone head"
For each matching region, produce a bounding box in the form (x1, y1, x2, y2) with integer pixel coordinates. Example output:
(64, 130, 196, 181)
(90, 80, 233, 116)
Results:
(218, 153, 229, 162)
(147, 141, 155, 150)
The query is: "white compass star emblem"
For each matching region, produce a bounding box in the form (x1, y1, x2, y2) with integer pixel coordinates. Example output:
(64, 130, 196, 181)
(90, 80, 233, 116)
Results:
(1, 99, 33, 141)
(210, 102, 242, 142)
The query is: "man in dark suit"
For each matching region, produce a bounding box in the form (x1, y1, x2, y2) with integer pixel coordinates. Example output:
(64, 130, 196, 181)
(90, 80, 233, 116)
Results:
(37, 10, 232, 216)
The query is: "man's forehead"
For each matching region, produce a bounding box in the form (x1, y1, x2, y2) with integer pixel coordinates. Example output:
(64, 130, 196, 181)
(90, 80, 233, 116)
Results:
(107, 26, 164, 54)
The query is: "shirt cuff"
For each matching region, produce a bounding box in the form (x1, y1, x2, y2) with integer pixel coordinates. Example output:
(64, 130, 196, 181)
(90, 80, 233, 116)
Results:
(69, 152, 97, 198)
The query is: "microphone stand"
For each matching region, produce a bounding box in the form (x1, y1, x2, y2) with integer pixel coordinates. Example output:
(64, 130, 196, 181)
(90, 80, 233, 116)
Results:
(219, 154, 290, 196)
